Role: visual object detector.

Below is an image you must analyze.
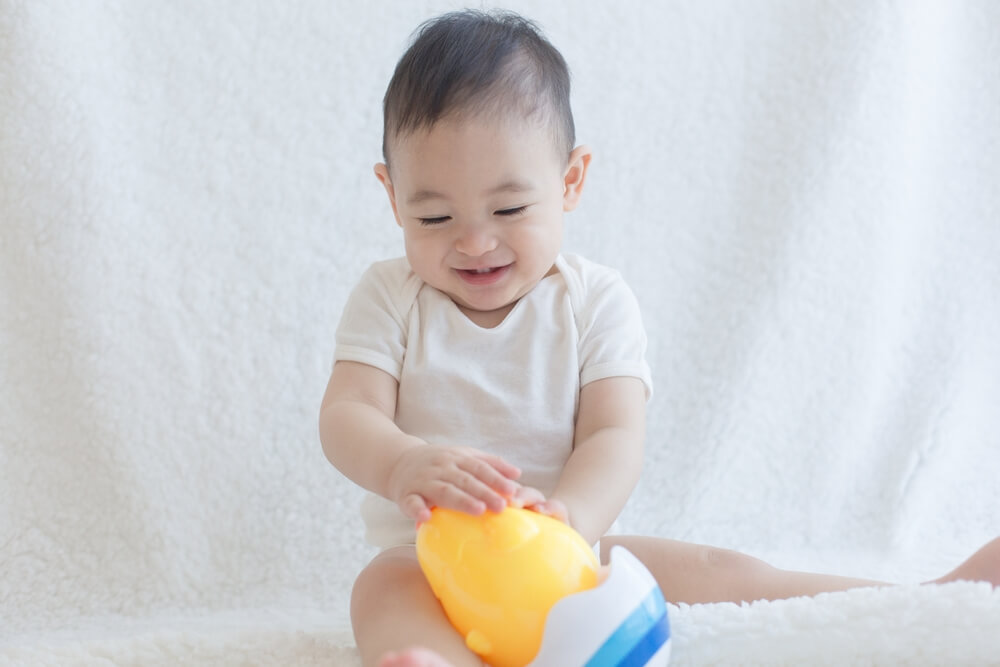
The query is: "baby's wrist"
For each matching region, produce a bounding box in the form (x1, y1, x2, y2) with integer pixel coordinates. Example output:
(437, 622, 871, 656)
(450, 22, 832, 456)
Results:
(382, 434, 427, 502)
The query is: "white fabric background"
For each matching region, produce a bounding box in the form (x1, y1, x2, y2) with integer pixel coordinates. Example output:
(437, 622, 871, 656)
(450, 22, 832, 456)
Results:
(2, 0, 999, 659)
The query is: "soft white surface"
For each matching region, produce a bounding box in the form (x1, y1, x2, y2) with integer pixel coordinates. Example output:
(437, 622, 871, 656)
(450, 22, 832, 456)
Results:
(2, 1, 999, 664)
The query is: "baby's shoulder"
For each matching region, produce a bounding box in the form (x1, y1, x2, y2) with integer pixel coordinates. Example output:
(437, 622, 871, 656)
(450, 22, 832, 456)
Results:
(364, 256, 414, 282)
(357, 257, 424, 314)
(557, 253, 630, 304)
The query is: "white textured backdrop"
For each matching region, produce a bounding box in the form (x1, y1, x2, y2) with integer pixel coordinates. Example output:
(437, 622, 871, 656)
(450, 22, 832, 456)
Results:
(2, 0, 999, 662)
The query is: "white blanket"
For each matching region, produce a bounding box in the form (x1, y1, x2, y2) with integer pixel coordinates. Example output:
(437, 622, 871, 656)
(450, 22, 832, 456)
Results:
(2, 1, 999, 665)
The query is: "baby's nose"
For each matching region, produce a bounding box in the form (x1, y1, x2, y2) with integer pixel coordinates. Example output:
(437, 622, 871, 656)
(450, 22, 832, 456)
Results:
(454, 224, 499, 256)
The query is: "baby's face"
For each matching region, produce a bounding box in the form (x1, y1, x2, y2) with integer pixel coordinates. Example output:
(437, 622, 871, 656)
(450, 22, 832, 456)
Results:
(377, 117, 584, 325)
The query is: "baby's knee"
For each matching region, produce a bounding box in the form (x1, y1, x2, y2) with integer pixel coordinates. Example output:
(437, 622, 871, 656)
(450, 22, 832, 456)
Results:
(351, 548, 425, 619)
(697, 544, 772, 584)
(698, 544, 741, 569)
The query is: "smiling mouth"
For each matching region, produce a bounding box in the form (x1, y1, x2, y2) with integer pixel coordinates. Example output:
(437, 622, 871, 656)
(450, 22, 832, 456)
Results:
(456, 264, 511, 284)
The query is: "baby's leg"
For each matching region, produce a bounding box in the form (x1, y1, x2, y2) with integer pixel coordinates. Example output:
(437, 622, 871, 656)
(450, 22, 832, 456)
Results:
(603, 535, 1000, 604)
(930, 537, 1000, 586)
(601, 535, 887, 604)
(352, 546, 481, 667)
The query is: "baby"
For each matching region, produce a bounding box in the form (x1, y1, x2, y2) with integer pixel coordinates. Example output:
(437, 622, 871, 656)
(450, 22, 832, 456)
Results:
(319, 10, 1000, 667)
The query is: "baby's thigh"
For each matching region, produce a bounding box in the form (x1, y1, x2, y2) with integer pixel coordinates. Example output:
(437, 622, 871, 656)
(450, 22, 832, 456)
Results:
(352, 546, 425, 607)
(350, 546, 478, 664)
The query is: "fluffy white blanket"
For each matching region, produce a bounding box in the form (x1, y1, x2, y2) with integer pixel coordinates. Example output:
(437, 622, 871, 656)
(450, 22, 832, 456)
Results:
(4, 583, 999, 665)
(2, 1, 998, 665)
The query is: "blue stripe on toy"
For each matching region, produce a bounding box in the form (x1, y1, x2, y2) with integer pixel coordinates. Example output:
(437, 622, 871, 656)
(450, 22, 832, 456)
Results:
(618, 613, 670, 667)
(585, 588, 669, 667)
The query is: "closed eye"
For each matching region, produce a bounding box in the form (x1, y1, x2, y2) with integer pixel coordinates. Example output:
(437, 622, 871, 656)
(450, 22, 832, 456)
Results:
(418, 216, 451, 226)
(495, 206, 527, 217)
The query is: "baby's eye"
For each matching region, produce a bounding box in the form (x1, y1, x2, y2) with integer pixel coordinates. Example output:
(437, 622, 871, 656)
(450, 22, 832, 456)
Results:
(418, 216, 451, 226)
(495, 206, 527, 217)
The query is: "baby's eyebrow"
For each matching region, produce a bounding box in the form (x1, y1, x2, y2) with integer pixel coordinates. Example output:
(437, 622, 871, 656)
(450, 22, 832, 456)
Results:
(406, 179, 535, 206)
(406, 189, 446, 206)
(487, 179, 535, 197)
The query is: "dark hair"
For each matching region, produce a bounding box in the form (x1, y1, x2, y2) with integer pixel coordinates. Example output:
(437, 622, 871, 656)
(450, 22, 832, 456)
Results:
(381, 9, 575, 163)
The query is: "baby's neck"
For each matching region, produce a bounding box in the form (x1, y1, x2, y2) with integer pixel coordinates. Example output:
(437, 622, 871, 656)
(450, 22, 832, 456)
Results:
(457, 302, 516, 329)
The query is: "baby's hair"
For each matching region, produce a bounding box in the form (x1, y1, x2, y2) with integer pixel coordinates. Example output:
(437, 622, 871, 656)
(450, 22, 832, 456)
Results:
(381, 9, 575, 164)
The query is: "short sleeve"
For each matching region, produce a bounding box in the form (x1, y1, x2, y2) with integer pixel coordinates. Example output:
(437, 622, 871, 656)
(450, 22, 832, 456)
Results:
(575, 265, 653, 400)
(333, 260, 415, 380)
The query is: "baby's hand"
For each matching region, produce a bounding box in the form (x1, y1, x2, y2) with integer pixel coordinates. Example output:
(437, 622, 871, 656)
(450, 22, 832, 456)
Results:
(388, 445, 521, 522)
(509, 486, 571, 527)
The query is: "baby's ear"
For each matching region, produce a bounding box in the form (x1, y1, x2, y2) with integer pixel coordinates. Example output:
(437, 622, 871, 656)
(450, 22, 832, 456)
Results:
(562, 146, 592, 212)
(374, 163, 403, 227)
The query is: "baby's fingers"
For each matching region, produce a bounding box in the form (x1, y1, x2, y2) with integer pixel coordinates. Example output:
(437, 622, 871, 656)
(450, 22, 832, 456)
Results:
(443, 471, 511, 514)
(457, 455, 520, 500)
(467, 450, 522, 482)
(399, 493, 432, 523)
(401, 483, 492, 521)
(509, 485, 546, 509)
(531, 498, 570, 525)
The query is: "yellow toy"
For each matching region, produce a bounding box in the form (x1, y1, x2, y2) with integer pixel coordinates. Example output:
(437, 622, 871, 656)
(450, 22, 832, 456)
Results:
(416, 506, 600, 667)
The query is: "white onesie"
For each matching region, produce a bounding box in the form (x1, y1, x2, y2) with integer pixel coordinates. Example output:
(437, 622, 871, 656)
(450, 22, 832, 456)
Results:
(334, 253, 652, 548)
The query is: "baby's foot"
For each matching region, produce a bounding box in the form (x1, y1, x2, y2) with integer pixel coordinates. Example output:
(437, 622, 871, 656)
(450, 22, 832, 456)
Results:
(378, 647, 457, 667)
(929, 537, 1000, 587)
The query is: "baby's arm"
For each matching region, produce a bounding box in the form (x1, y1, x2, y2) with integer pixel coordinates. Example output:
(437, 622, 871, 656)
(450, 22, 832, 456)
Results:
(319, 360, 521, 521)
(550, 375, 647, 544)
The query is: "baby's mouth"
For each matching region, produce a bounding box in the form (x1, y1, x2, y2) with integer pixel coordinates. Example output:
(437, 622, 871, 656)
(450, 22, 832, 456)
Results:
(456, 264, 512, 284)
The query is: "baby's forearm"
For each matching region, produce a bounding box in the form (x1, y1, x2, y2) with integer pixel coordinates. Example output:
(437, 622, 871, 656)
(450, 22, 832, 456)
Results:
(552, 425, 644, 545)
(320, 398, 424, 501)
(554, 375, 647, 545)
